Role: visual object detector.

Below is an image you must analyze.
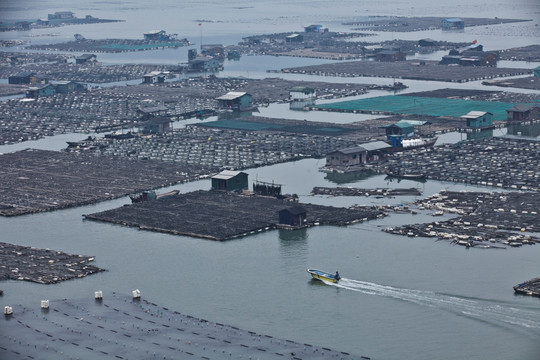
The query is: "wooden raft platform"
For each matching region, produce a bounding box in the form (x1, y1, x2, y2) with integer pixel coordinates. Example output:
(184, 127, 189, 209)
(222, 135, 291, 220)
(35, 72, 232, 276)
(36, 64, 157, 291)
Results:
(84, 190, 385, 241)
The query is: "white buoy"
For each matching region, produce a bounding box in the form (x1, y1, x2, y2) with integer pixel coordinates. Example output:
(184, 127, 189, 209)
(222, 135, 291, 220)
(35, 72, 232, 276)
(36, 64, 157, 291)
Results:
(4, 306, 13, 315)
(132, 289, 141, 299)
(41, 300, 50, 309)
(95, 290, 103, 300)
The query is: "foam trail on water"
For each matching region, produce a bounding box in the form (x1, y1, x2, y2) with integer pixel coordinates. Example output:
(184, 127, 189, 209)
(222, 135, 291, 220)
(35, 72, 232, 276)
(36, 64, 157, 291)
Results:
(332, 278, 540, 329)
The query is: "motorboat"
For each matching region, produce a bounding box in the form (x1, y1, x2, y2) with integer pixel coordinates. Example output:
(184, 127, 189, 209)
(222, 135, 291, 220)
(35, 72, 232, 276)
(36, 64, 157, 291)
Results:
(307, 268, 341, 283)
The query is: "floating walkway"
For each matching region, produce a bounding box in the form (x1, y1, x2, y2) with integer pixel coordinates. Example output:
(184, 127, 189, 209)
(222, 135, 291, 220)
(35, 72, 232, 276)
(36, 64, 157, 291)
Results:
(1, 291, 368, 360)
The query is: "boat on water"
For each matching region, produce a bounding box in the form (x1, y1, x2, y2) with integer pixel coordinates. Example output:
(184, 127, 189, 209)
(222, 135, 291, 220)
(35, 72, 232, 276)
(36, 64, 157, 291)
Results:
(307, 269, 341, 283)
(387, 135, 438, 152)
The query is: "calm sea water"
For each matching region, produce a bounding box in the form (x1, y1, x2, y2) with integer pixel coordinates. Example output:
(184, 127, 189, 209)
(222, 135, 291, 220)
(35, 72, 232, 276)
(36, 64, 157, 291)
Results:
(1, 1, 540, 359)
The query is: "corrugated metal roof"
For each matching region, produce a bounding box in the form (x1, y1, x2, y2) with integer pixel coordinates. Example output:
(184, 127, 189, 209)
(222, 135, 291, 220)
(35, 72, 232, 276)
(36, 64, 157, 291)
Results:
(384, 122, 413, 130)
(461, 111, 491, 119)
(280, 206, 306, 215)
(398, 119, 430, 126)
(507, 104, 537, 112)
(138, 105, 168, 113)
(216, 92, 248, 100)
(359, 141, 392, 151)
(212, 170, 245, 180)
(333, 146, 366, 155)
(290, 86, 315, 93)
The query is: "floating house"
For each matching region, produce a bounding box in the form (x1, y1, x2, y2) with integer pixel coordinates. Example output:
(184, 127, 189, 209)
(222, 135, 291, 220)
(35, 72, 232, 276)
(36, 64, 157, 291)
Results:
(440, 43, 497, 67)
(384, 121, 415, 147)
(26, 84, 56, 99)
(442, 18, 464, 30)
(137, 105, 168, 120)
(143, 30, 167, 41)
(375, 49, 406, 62)
(8, 72, 46, 85)
(506, 104, 539, 122)
(325, 141, 391, 168)
(48, 11, 75, 20)
(304, 24, 328, 33)
(289, 86, 316, 101)
(278, 206, 307, 227)
(286, 34, 303, 43)
(461, 111, 494, 129)
(188, 56, 221, 72)
(216, 92, 253, 111)
(75, 54, 97, 65)
(53, 80, 86, 94)
(418, 38, 436, 47)
(140, 116, 171, 134)
(142, 71, 167, 84)
(211, 170, 248, 191)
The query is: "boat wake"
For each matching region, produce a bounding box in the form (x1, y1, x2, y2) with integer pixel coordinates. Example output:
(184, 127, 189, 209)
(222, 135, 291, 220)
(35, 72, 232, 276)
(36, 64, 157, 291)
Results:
(333, 278, 540, 329)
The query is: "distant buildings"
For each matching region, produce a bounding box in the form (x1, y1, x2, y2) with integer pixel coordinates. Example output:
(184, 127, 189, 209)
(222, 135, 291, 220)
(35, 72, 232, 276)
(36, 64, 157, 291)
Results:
(461, 111, 494, 129)
(304, 24, 328, 33)
(289, 86, 316, 101)
(418, 38, 436, 47)
(325, 141, 392, 168)
(439, 42, 498, 66)
(211, 170, 248, 191)
(48, 11, 75, 20)
(216, 92, 253, 112)
(506, 104, 539, 122)
(25, 81, 87, 99)
(142, 71, 168, 84)
(26, 84, 56, 99)
(137, 105, 169, 120)
(441, 18, 464, 30)
(278, 206, 307, 227)
(143, 30, 166, 41)
(143, 30, 179, 41)
(286, 34, 303, 43)
(190, 56, 221, 71)
(8, 72, 46, 85)
(53, 80, 86, 94)
(75, 54, 97, 64)
(376, 49, 406, 62)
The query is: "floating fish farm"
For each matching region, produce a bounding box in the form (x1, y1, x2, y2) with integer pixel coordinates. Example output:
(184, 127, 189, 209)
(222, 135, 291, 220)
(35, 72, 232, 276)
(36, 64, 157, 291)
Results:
(0, 242, 104, 284)
(84, 190, 385, 241)
(384, 191, 540, 249)
(0, 149, 215, 216)
(378, 137, 540, 192)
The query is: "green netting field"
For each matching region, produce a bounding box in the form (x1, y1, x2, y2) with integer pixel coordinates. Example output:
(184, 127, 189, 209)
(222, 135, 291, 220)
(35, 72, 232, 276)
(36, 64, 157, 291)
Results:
(315, 95, 517, 120)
